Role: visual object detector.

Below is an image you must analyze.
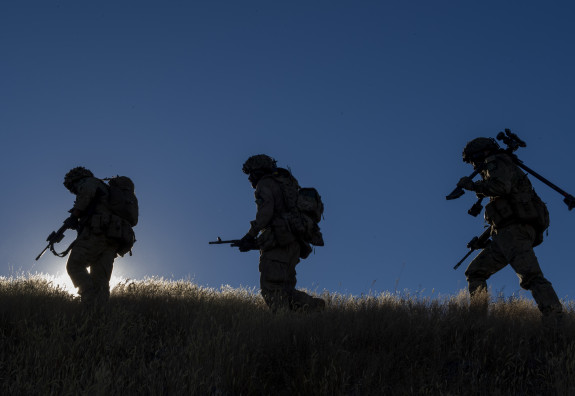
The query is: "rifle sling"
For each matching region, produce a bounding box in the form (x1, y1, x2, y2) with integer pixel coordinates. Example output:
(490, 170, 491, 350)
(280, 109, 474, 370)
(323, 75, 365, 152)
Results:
(49, 239, 76, 258)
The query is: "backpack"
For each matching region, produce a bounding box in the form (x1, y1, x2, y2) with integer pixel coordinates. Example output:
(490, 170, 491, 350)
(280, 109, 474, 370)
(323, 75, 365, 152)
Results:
(104, 176, 139, 227)
(274, 169, 324, 247)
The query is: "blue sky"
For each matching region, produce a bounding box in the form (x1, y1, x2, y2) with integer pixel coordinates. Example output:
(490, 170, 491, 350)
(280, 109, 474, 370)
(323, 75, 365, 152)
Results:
(2, 1, 575, 301)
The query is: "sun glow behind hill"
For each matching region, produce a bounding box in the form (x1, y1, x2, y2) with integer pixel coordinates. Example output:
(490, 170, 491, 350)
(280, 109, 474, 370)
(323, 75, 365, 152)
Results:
(2, 272, 128, 297)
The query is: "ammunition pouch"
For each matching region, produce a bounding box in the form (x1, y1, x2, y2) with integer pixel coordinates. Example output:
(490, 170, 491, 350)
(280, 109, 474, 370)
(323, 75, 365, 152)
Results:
(89, 214, 109, 235)
(510, 192, 539, 224)
(485, 193, 550, 236)
(484, 198, 515, 228)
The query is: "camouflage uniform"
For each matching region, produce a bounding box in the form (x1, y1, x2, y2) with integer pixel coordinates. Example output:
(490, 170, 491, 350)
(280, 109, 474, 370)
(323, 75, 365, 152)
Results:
(242, 155, 325, 312)
(64, 170, 120, 306)
(462, 150, 563, 319)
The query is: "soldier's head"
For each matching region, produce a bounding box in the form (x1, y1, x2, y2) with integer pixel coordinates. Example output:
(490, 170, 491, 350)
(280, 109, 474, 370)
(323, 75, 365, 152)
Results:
(64, 166, 94, 193)
(462, 138, 500, 166)
(242, 154, 277, 188)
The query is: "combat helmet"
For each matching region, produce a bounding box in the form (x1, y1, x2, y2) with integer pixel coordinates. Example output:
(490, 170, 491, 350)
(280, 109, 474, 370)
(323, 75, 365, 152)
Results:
(462, 137, 500, 163)
(64, 166, 94, 192)
(242, 154, 277, 174)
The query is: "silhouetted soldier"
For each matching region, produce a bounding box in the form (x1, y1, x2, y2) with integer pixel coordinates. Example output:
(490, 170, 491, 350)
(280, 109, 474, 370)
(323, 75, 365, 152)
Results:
(457, 138, 563, 325)
(63, 167, 136, 306)
(236, 155, 325, 313)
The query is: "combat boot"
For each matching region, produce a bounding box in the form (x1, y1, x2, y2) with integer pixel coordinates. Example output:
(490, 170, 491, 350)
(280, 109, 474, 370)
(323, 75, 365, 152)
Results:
(79, 286, 97, 307)
(541, 309, 564, 330)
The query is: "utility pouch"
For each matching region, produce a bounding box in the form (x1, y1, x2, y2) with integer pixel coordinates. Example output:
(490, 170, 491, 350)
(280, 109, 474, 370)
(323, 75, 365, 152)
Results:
(511, 192, 539, 224)
(484, 198, 514, 227)
(117, 226, 136, 256)
(107, 214, 135, 256)
(531, 194, 550, 233)
(91, 214, 103, 234)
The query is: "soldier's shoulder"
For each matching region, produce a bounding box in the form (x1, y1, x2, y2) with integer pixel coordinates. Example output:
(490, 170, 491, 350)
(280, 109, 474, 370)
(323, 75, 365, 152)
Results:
(485, 153, 513, 169)
(258, 175, 276, 186)
(255, 175, 277, 192)
(77, 177, 106, 193)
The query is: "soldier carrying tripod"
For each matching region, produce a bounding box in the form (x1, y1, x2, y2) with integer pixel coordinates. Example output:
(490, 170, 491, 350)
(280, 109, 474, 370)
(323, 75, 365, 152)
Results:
(450, 130, 565, 326)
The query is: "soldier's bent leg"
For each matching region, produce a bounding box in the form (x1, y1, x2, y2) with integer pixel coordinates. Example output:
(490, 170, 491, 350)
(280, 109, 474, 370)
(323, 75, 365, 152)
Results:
(530, 278, 563, 318)
(290, 289, 325, 312)
(66, 243, 95, 299)
(507, 226, 564, 319)
(512, 253, 563, 317)
(465, 244, 507, 296)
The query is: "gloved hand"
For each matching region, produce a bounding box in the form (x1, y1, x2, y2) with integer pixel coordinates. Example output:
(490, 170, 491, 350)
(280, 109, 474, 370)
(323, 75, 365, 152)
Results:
(63, 215, 79, 230)
(457, 176, 476, 191)
(236, 234, 256, 252)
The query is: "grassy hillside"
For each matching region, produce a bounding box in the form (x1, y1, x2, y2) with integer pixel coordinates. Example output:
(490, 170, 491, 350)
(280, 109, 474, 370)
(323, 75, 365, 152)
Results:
(1, 275, 574, 395)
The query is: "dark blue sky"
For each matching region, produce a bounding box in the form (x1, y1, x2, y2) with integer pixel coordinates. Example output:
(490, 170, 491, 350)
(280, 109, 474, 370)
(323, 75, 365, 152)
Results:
(2, 1, 575, 300)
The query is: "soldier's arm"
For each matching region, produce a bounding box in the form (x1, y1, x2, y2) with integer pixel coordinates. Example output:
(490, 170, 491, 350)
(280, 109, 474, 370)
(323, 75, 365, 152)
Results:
(246, 182, 275, 237)
(72, 179, 100, 215)
(473, 157, 513, 197)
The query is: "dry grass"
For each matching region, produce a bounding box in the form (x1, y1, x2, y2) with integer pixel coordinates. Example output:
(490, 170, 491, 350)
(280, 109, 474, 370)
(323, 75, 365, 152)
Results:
(1, 275, 574, 395)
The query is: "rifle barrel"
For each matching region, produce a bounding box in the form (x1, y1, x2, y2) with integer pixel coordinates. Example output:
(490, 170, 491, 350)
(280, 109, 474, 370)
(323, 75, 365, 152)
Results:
(35, 245, 50, 261)
(514, 161, 575, 210)
(453, 250, 474, 270)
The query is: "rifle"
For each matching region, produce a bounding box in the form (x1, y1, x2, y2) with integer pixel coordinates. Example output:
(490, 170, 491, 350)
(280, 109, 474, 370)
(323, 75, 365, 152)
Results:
(512, 157, 575, 210)
(209, 236, 241, 246)
(453, 227, 492, 270)
(35, 218, 76, 261)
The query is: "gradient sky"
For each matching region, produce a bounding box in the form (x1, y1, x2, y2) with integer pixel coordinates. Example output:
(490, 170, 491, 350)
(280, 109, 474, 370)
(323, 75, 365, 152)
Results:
(2, 1, 575, 301)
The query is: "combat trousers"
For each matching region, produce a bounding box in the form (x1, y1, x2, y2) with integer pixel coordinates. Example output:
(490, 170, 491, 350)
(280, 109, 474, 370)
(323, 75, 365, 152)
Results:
(67, 230, 118, 306)
(259, 241, 323, 312)
(465, 223, 562, 317)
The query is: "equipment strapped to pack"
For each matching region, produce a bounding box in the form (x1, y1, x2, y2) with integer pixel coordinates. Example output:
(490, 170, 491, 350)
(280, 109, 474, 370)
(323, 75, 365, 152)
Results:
(274, 168, 325, 247)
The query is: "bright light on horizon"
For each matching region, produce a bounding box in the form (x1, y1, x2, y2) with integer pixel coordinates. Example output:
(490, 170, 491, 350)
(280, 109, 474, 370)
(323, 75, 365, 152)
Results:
(37, 272, 127, 296)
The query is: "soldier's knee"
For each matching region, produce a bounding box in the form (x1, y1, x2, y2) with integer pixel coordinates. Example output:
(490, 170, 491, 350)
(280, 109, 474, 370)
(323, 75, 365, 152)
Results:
(464, 264, 491, 281)
(519, 273, 548, 290)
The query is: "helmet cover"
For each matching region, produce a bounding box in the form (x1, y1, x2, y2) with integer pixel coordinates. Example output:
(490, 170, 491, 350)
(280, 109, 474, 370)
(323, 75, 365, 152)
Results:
(462, 137, 499, 163)
(242, 154, 277, 174)
(64, 166, 94, 192)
